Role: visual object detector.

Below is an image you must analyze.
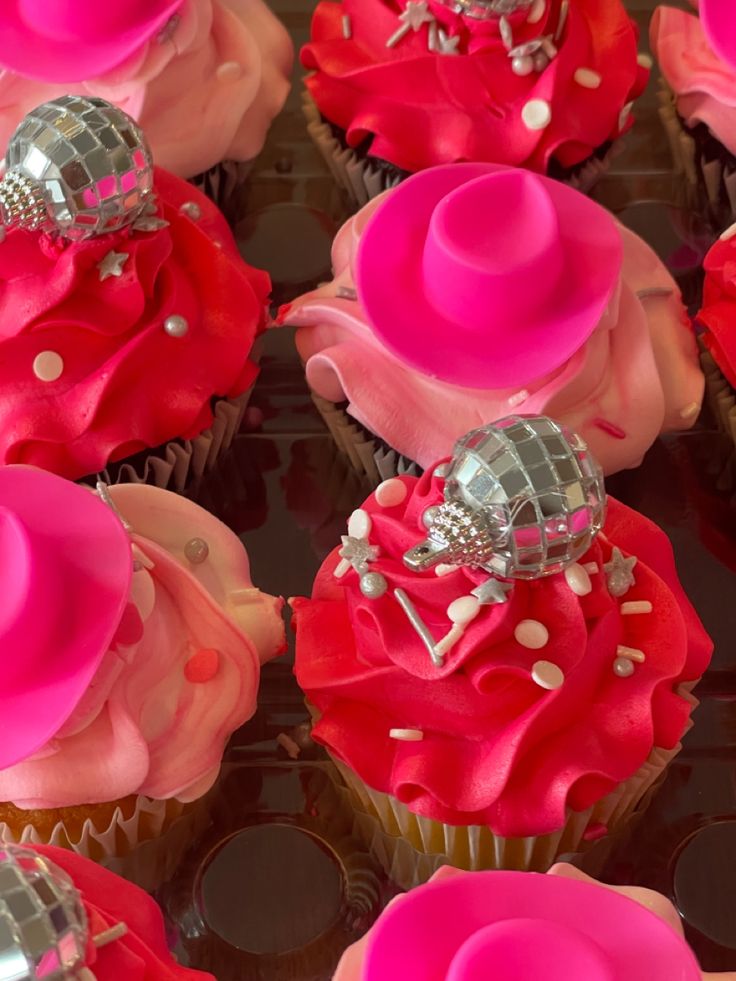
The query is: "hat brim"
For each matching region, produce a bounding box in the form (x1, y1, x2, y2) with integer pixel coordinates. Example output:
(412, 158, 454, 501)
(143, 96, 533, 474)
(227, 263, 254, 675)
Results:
(0, 2, 182, 82)
(0, 467, 131, 769)
(701, 0, 736, 69)
(357, 163, 623, 390)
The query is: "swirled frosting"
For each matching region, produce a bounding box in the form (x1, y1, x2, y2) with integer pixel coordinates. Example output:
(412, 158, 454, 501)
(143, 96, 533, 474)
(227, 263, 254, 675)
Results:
(292, 470, 711, 837)
(0, 167, 269, 481)
(699, 224, 736, 388)
(279, 194, 704, 476)
(0, 482, 285, 809)
(302, 0, 648, 174)
(0, 0, 293, 178)
(651, 3, 736, 158)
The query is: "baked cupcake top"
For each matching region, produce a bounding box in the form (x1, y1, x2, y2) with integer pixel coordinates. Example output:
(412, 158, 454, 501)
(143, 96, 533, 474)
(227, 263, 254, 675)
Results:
(292, 417, 712, 837)
(302, 0, 648, 175)
(334, 864, 707, 980)
(0, 842, 214, 979)
(0, 0, 293, 177)
(279, 164, 704, 475)
(0, 97, 270, 481)
(699, 223, 736, 387)
(0, 467, 284, 810)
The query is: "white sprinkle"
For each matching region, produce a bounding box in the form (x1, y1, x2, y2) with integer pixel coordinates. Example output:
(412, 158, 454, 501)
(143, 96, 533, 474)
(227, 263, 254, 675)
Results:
(164, 315, 189, 338)
(565, 563, 592, 597)
(428, 21, 439, 51)
(276, 733, 301, 759)
(348, 508, 372, 539)
(522, 99, 551, 131)
(527, 0, 545, 24)
(531, 660, 564, 690)
(435, 563, 459, 577)
(583, 562, 599, 574)
(621, 600, 653, 615)
(720, 221, 736, 242)
(616, 644, 646, 663)
(386, 23, 410, 47)
(216, 61, 242, 82)
(390, 728, 424, 741)
(637, 52, 653, 70)
(375, 478, 408, 508)
(680, 402, 700, 420)
(179, 201, 201, 221)
(574, 67, 602, 89)
(613, 656, 635, 678)
(514, 619, 549, 650)
(508, 389, 529, 407)
(554, 0, 568, 41)
(342, 13, 352, 38)
(618, 101, 633, 131)
(33, 351, 64, 382)
(447, 595, 481, 625)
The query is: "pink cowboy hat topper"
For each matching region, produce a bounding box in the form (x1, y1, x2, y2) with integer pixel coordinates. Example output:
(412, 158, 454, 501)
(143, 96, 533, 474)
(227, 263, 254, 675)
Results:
(0, 466, 131, 770)
(700, 0, 736, 70)
(0, 0, 185, 82)
(356, 163, 623, 390)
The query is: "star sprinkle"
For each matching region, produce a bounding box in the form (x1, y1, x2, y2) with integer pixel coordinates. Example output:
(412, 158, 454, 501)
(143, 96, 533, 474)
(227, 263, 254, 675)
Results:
(133, 216, 169, 233)
(339, 536, 380, 573)
(97, 250, 129, 282)
(387, 0, 434, 47)
(437, 29, 460, 55)
(471, 577, 514, 605)
(604, 547, 637, 597)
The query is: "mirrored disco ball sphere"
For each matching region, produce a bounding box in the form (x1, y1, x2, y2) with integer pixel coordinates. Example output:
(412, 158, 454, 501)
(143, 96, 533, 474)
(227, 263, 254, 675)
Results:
(440, 0, 534, 18)
(0, 843, 88, 980)
(2, 95, 154, 240)
(404, 416, 606, 579)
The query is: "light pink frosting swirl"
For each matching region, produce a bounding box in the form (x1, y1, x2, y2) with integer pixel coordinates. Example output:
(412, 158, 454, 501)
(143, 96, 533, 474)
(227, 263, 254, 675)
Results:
(0, 0, 293, 177)
(651, 4, 736, 157)
(0, 483, 285, 809)
(280, 193, 703, 476)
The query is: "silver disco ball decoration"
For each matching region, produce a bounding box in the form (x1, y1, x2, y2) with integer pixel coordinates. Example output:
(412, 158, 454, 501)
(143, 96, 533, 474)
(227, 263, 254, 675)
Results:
(440, 0, 534, 19)
(0, 96, 154, 241)
(404, 416, 606, 579)
(0, 844, 88, 980)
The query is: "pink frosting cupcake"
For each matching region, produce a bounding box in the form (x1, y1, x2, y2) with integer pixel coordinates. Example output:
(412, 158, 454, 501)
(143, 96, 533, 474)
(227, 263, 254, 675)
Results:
(279, 164, 704, 481)
(334, 864, 732, 980)
(0, 0, 293, 187)
(302, 0, 649, 204)
(0, 466, 284, 883)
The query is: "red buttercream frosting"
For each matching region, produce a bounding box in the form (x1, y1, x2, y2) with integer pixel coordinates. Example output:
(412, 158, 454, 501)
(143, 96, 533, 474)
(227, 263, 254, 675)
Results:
(0, 168, 269, 480)
(302, 0, 649, 173)
(292, 469, 712, 837)
(699, 233, 736, 388)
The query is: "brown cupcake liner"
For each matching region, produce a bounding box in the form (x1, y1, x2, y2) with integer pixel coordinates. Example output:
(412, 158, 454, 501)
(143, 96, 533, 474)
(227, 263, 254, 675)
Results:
(189, 159, 254, 216)
(700, 341, 736, 489)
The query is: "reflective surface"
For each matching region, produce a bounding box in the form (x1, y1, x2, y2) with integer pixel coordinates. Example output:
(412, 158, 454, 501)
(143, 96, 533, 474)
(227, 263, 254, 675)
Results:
(159, 0, 736, 976)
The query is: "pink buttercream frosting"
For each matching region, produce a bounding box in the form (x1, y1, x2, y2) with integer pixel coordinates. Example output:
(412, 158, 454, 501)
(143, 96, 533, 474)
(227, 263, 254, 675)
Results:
(0, 482, 285, 809)
(292, 470, 712, 837)
(0, 167, 269, 481)
(279, 192, 704, 476)
(302, 0, 648, 174)
(0, 0, 293, 177)
(650, 4, 736, 157)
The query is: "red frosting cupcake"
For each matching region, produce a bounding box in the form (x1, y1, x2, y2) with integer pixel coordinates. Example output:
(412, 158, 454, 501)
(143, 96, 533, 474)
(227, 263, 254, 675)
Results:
(697, 228, 736, 453)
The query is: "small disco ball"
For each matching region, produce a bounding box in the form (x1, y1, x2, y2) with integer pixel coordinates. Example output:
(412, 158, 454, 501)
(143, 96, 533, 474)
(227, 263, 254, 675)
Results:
(404, 416, 606, 579)
(441, 0, 533, 18)
(0, 843, 88, 980)
(0, 95, 154, 241)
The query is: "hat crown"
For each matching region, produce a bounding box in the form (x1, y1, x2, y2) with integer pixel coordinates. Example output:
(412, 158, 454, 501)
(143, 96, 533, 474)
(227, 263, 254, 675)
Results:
(17, 0, 165, 42)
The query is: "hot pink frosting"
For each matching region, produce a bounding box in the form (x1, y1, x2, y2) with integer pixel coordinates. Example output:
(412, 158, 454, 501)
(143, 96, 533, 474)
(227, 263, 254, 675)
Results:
(699, 233, 736, 388)
(292, 470, 712, 837)
(0, 167, 269, 481)
(0, 483, 285, 809)
(651, 5, 736, 157)
(302, 0, 648, 174)
(279, 193, 704, 476)
(0, 0, 293, 178)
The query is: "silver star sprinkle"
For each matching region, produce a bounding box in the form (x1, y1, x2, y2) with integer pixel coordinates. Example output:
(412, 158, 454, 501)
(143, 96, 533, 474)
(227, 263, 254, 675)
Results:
(97, 249, 129, 282)
(133, 215, 170, 233)
(438, 29, 460, 54)
(339, 535, 380, 573)
(604, 547, 637, 597)
(471, 578, 514, 604)
(387, 0, 434, 47)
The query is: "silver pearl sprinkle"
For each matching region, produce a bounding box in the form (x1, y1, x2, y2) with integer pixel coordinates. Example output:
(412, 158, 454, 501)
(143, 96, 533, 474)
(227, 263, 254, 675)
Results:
(164, 314, 189, 338)
(180, 201, 202, 221)
(533, 51, 549, 72)
(613, 656, 635, 678)
(422, 506, 440, 529)
(512, 54, 534, 75)
(184, 537, 210, 564)
(360, 572, 388, 599)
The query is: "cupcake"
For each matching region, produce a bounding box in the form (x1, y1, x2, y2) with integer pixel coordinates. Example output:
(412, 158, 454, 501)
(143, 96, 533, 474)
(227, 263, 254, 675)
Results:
(651, 0, 736, 223)
(302, 0, 650, 207)
(278, 164, 704, 483)
(0, 0, 293, 206)
(0, 466, 284, 886)
(0, 96, 270, 492)
(334, 864, 728, 980)
(0, 842, 213, 979)
(291, 415, 712, 885)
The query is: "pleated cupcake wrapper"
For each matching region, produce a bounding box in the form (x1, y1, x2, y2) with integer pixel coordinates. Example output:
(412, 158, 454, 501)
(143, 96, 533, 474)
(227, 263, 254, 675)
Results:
(326, 685, 698, 890)
(304, 91, 615, 211)
(189, 159, 254, 215)
(699, 341, 736, 490)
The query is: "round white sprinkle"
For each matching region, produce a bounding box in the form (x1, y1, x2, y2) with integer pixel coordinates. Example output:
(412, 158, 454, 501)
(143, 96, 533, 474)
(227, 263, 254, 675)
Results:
(515, 619, 549, 650)
(565, 563, 592, 597)
(527, 0, 545, 23)
(531, 660, 564, 690)
(613, 656, 635, 678)
(33, 351, 64, 382)
(512, 55, 534, 76)
(423, 506, 440, 529)
(179, 201, 202, 221)
(574, 67, 602, 89)
(348, 508, 372, 539)
(637, 52, 653, 70)
(360, 572, 388, 599)
(447, 595, 481, 626)
(522, 99, 552, 131)
(621, 600, 653, 615)
(389, 728, 424, 741)
(164, 314, 189, 338)
(184, 537, 209, 564)
(375, 478, 407, 508)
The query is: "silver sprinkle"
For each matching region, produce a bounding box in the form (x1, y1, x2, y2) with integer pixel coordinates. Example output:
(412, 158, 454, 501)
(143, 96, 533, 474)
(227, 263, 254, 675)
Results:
(97, 249, 129, 282)
(339, 535, 380, 573)
(499, 15, 513, 50)
(386, 23, 410, 47)
(360, 571, 389, 599)
(133, 215, 169, 233)
(428, 21, 439, 50)
(180, 201, 202, 221)
(158, 13, 181, 43)
(471, 577, 514, 604)
(604, 547, 637, 597)
(184, 537, 210, 564)
(394, 588, 443, 667)
(422, 505, 440, 528)
(613, 656, 635, 678)
(336, 285, 358, 300)
(144, 198, 159, 216)
(554, 0, 569, 41)
(164, 314, 189, 338)
(342, 13, 352, 38)
(433, 463, 450, 478)
(438, 29, 460, 54)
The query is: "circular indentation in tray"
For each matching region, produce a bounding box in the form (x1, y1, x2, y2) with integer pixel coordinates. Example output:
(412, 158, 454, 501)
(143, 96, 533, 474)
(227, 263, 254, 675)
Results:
(674, 821, 736, 949)
(198, 823, 346, 954)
